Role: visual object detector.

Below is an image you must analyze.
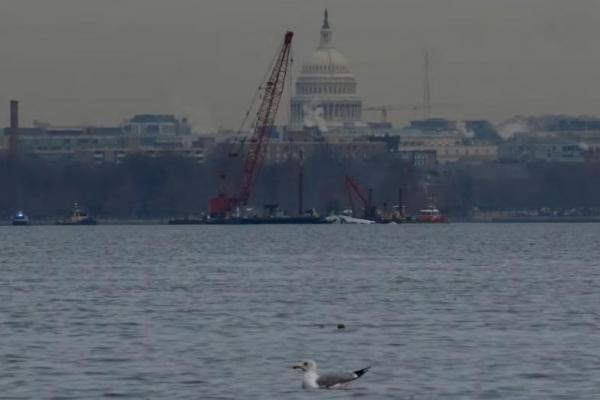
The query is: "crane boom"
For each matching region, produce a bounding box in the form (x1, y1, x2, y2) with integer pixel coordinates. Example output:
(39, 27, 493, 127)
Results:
(209, 31, 293, 217)
(345, 175, 377, 220)
(345, 175, 369, 210)
(238, 31, 294, 206)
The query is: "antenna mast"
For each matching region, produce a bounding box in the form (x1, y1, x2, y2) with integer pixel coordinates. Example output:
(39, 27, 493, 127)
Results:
(423, 52, 431, 119)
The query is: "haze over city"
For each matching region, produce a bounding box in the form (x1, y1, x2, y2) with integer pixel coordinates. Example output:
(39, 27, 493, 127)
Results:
(2, 2, 600, 399)
(2, 0, 600, 130)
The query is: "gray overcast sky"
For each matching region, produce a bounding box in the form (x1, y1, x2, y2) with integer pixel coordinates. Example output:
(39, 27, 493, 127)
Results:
(2, 0, 600, 130)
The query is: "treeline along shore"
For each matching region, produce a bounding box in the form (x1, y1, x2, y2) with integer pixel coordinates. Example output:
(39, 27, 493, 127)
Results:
(1, 150, 600, 220)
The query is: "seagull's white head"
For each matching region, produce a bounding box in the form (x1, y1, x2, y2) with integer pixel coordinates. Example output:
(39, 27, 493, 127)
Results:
(292, 359, 317, 373)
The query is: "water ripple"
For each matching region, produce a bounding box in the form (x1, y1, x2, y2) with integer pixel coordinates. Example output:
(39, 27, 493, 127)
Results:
(0, 224, 599, 399)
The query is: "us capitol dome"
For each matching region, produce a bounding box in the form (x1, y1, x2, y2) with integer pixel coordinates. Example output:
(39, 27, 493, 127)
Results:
(289, 10, 364, 134)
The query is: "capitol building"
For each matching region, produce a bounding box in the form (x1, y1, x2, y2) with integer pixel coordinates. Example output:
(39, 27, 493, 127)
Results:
(289, 10, 365, 134)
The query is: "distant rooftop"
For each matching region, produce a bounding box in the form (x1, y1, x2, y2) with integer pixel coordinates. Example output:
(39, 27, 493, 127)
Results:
(130, 114, 178, 123)
(409, 118, 457, 132)
(546, 118, 600, 131)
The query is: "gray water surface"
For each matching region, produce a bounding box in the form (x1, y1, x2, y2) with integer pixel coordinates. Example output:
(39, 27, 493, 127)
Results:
(1, 224, 599, 399)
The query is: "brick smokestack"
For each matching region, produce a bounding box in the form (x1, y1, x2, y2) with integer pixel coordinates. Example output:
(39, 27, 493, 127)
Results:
(9, 100, 19, 156)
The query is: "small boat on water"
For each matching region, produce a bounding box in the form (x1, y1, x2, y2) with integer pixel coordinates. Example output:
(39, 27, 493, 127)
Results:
(12, 211, 30, 226)
(416, 206, 448, 223)
(56, 203, 97, 225)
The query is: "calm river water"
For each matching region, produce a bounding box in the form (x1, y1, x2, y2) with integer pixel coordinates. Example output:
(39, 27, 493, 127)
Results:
(1, 224, 599, 399)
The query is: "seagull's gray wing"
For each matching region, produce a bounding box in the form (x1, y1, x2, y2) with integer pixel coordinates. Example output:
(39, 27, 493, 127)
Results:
(316, 367, 370, 389)
(316, 372, 358, 388)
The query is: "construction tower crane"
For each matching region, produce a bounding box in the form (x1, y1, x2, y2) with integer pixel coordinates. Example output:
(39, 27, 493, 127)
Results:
(209, 31, 294, 217)
(366, 53, 451, 123)
(363, 104, 420, 124)
(364, 102, 451, 124)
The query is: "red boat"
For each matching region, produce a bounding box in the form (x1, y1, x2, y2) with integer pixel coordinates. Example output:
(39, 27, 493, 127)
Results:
(416, 206, 448, 223)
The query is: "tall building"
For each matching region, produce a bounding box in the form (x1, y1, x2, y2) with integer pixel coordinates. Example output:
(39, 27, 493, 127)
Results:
(289, 10, 364, 134)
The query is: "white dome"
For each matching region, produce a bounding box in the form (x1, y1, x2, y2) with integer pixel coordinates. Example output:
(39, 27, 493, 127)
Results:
(302, 48, 350, 74)
(290, 9, 364, 133)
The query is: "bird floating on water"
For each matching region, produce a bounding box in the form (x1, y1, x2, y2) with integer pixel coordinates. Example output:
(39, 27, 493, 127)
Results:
(292, 359, 370, 389)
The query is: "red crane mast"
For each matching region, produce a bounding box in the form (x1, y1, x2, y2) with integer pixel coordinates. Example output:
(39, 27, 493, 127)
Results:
(209, 31, 294, 216)
(238, 31, 294, 206)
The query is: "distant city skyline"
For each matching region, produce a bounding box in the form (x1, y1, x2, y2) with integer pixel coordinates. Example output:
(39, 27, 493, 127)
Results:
(2, 0, 600, 131)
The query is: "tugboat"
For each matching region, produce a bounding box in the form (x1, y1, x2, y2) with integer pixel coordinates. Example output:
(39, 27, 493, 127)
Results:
(416, 205, 448, 223)
(12, 211, 30, 226)
(56, 203, 97, 225)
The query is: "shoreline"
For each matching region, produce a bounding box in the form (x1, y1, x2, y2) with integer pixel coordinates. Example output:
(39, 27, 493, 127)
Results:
(3, 217, 600, 225)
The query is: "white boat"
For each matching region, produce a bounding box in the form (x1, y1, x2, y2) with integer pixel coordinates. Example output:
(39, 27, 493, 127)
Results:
(326, 212, 375, 224)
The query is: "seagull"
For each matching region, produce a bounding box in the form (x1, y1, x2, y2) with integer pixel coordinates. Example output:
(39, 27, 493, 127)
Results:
(292, 359, 371, 389)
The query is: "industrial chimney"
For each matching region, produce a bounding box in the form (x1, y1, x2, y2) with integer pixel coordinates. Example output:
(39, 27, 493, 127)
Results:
(9, 100, 19, 156)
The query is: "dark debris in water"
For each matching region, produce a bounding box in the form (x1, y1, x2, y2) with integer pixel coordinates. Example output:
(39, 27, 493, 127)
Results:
(519, 372, 551, 379)
(314, 323, 347, 330)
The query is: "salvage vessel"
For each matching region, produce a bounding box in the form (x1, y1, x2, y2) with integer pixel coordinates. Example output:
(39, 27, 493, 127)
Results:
(56, 203, 97, 225)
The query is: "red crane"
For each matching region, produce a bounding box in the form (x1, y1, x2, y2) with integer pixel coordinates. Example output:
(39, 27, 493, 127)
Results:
(345, 175, 374, 219)
(345, 175, 367, 213)
(210, 31, 294, 217)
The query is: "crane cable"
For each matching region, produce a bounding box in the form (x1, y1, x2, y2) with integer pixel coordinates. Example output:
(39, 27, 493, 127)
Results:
(235, 44, 282, 159)
(286, 46, 294, 127)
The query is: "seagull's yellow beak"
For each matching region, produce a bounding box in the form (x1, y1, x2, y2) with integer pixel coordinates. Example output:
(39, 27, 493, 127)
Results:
(291, 363, 305, 371)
